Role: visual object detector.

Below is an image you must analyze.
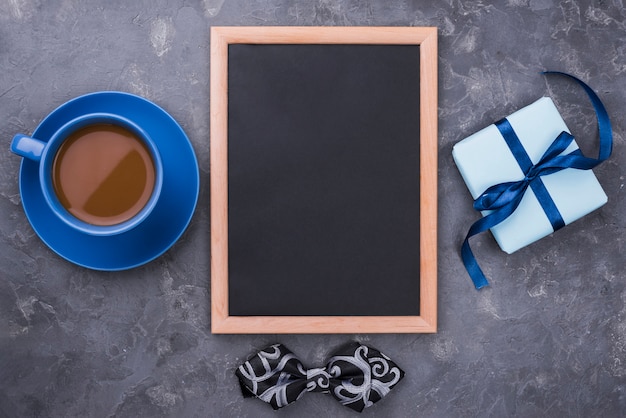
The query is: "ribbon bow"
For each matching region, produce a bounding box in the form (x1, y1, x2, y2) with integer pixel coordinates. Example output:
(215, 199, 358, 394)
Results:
(235, 342, 404, 412)
(462, 71, 613, 289)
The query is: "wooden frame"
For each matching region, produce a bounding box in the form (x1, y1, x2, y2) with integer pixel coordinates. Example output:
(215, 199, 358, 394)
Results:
(210, 26, 438, 333)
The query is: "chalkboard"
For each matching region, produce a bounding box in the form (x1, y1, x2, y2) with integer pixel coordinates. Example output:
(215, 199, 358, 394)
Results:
(210, 27, 437, 333)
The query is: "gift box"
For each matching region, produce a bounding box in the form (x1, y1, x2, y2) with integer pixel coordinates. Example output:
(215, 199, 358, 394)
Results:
(452, 96, 608, 254)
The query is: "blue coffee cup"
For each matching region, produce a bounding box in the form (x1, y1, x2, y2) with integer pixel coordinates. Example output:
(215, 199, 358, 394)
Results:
(11, 113, 164, 236)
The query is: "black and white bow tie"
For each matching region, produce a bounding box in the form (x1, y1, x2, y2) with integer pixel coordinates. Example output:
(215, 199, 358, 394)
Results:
(236, 342, 404, 412)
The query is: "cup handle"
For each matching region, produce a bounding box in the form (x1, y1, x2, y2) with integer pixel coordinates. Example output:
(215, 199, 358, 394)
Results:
(11, 134, 46, 162)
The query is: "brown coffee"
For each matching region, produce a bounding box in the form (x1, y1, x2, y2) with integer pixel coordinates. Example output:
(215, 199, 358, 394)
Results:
(52, 124, 156, 226)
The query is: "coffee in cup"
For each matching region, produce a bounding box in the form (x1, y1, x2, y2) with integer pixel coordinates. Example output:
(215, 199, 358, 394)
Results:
(52, 123, 156, 226)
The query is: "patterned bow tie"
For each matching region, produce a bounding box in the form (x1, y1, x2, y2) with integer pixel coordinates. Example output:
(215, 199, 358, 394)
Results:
(235, 342, 404, 412)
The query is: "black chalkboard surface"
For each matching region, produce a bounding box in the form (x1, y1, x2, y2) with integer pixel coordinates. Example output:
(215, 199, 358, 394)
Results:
(211, 27, 437, 333)
(228, 44, 421, 316)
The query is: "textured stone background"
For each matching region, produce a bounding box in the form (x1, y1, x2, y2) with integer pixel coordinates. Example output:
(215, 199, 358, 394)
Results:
(1, 0, 625, 417)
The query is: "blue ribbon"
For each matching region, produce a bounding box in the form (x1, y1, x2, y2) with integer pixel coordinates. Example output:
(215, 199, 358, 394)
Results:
(462, 71, 613, 290)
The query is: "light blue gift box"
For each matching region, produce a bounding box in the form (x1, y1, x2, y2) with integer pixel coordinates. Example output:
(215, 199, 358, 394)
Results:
(452, 96, 608, 254)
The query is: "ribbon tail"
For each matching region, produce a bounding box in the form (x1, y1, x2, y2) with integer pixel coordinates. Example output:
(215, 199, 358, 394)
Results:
(462, 195, 524, 289)
(461, 234, 489, 290)
(542, 71, 613, 163)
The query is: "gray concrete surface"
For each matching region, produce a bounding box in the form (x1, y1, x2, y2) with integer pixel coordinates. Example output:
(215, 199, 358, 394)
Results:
(1, 1, 625, 417)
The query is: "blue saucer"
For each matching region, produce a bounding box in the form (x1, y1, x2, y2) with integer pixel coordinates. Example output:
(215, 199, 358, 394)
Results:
(18, 91, 200, 270)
